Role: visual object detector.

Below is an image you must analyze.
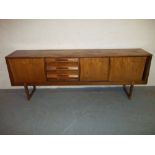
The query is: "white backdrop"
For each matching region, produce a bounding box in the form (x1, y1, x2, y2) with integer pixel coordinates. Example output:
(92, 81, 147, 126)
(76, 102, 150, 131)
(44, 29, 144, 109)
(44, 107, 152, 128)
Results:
(0, 19, 155, 88)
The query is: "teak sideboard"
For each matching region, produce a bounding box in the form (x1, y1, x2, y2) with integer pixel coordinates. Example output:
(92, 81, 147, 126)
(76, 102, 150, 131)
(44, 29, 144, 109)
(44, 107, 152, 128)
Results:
(6, 49, 152, 100)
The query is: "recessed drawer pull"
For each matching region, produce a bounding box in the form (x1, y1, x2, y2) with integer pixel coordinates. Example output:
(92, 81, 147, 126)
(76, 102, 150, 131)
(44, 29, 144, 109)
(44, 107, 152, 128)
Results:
(56, 58, 78, 62)
(59, 74, 68, 77)
(47, 74, 79, 78)
(46, 58, 78, 62)
(68, 75, 78, 78)
(68, 67, 78, 70)
(56, 66, 78, 70)
(59, 74, 79, 78)
(46, 66, 79, 70)
(48, 66, 68, 70)
(47, 78, 79, 82)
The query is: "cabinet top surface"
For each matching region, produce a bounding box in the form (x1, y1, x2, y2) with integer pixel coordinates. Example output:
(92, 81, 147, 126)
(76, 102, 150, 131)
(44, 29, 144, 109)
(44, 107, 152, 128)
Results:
(6, 49, 152, 58)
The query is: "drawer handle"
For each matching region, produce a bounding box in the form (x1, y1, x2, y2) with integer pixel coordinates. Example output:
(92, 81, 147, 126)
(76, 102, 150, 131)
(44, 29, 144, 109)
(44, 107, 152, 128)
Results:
(57, 66, 78, 70)
(68, 75, 78, 78)
(47, 66, 79, 70)
(59, 74, 78, 78)
(48, 74, 79, 78)
(52, 58, 78, 62)
(68, 67, 78, 70)
(56, 67, 71, 70)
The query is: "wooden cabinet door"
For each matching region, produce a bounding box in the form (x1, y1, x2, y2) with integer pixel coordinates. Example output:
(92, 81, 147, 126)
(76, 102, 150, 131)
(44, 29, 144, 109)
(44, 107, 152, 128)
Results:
(109, 57, 147, 82)
(8, 58, 46, 84)
(80, 58, 109, 81)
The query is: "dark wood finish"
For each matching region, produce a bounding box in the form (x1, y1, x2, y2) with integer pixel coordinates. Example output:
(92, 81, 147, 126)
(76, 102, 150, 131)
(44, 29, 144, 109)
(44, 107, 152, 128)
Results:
(5, 81, 147, 86)
(6, 49, 151, 58)
(24, 84, 36, 100)
(142, 55, 152, 82)
(5, 49, 152, 100)
(123, 84, 134, 99)
(80, 58, 109, 81)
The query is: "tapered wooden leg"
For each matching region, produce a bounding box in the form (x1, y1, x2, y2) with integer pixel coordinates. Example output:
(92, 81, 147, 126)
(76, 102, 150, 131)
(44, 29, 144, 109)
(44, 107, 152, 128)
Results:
(123, 84, 134, 99)
(24, 84, 36, 100)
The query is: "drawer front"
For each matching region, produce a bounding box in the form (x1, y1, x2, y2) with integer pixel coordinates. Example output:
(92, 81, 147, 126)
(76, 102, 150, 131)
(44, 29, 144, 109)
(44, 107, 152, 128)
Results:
(46, 58, 78, 62)
(45, 58, 79, 82)
(46, 74, 79, 81)
(46, 66, 79, 71)
(47, 70, 78, 75)
(46, 61, 78, 67)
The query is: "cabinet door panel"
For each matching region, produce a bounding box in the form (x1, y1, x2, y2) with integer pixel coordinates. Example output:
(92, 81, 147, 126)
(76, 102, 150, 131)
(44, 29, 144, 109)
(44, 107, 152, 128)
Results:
(109, 57, 146, 82)
(8, 58, 46, 84)
(80, 58, 109, 81)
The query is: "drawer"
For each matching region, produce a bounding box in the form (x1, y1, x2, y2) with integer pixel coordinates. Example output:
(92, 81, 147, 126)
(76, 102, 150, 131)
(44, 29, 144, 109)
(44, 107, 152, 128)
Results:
(46, 61, 79, 67)
(45, 57, 79, 82)
(46, 58, 78, 62)
(47, 73, 79, 81)
(47, 74, 79, 79)
(47, 70, 79, 75)
(46, 58, 79, 67)
(46, 66, 79, 71)
(47, 78, 78, 82)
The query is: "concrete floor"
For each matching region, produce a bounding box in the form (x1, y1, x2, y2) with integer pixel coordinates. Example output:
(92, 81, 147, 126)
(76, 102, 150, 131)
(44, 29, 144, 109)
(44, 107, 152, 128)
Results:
(0, 86, 155, 134)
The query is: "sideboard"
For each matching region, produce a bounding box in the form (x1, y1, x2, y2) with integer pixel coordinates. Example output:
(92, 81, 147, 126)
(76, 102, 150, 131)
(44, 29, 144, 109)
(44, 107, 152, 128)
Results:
(6, 49, 152, 100)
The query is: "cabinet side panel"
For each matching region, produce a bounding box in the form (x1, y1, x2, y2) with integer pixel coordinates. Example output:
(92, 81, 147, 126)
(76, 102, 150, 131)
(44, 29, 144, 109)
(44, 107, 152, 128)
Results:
(7, 58, 46, 85)
(142, 56, 152, 83)
(6, 58, 15, 85)
(109, 57, 147, 82)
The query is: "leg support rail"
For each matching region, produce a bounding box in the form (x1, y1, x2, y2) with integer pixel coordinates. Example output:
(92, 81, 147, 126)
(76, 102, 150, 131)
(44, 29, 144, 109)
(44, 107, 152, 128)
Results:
(123, 84, 134, 99)
(24, 84, 36, 100)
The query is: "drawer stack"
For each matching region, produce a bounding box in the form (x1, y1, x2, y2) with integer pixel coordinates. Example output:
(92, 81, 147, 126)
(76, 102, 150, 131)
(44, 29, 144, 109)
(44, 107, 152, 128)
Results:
(45, 58, 79, 81)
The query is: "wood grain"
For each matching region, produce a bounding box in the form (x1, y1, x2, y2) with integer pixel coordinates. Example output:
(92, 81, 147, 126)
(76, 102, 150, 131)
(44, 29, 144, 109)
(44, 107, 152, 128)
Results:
(109, 57, 147, 82)
(5, 49, 152, 100)
(80, 58, 109, 81)
(8, 58, 46, 84)
(5, 49, 152, 86)
(6, 49, 152, 58)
